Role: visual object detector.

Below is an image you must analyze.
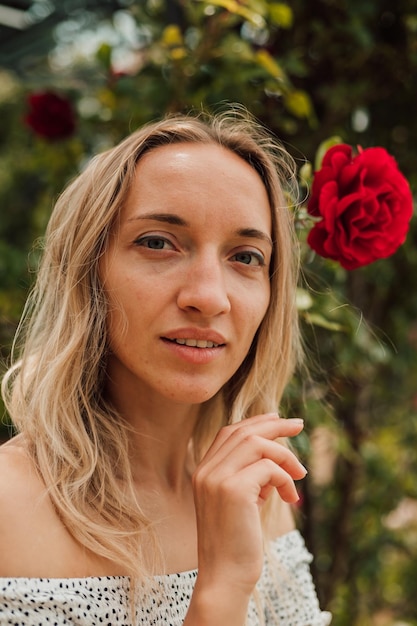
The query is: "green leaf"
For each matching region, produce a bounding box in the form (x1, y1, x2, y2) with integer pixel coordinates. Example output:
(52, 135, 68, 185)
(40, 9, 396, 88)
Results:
(96, 43, 112, 70)
(268, 3, 293, 28)
(284, 89, 313, 119)
(199, 0, 265, 26)
(255, 49, 286, 79)
(299, 161, 313, 188)
(303, 311, 346, 332)
(162, 25, 184, 46)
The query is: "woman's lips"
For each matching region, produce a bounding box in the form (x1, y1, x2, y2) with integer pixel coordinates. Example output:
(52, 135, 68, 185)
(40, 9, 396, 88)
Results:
(161, 336, 225, 364)
(165, 338, 221, 348)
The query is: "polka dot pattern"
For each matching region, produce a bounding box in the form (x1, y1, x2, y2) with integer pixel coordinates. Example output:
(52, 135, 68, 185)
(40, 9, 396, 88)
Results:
(0, 530, 332, 625)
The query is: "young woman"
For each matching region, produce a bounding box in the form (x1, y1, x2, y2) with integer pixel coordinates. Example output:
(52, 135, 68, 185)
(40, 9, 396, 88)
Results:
(0, 111, 331, 625)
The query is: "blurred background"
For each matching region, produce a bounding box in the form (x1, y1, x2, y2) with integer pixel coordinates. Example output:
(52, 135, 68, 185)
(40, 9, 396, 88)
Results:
(0, 1, 416, 624)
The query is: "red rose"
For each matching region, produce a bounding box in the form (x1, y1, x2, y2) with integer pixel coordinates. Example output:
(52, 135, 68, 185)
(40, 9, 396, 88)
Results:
(307, 144, 413, 270)
(25, 91, 76, 140)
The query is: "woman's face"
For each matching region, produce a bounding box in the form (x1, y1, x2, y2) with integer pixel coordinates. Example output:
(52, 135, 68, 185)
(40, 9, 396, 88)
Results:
(100, 142, 272, 408)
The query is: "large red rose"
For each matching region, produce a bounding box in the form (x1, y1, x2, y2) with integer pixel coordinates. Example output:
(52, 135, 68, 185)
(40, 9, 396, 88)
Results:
(25, 91, 76, 140)
(307, 144, 413, 270)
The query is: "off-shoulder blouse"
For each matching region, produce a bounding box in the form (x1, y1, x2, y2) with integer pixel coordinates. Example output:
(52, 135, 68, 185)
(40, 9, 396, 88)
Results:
(0, 529, 331, 625)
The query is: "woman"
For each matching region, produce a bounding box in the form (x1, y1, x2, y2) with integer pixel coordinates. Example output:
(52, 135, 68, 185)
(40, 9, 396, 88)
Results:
(0, 110, 331, 624)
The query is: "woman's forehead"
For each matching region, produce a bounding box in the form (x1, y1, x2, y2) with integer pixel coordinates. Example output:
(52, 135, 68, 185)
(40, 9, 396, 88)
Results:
(117, 142, 272, 233)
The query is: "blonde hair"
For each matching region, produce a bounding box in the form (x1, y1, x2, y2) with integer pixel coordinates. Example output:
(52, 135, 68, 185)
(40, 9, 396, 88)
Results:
(2, 109, 302, 581)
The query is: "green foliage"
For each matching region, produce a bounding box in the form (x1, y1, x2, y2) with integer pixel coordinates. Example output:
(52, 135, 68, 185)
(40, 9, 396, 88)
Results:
(1, 1, 417, 623)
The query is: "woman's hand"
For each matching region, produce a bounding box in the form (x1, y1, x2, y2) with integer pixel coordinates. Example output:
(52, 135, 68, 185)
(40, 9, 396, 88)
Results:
(186, 413, 306, 624)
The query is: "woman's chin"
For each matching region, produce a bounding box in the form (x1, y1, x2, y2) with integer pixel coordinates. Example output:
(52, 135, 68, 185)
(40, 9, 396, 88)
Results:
(161, 383, 220, 406)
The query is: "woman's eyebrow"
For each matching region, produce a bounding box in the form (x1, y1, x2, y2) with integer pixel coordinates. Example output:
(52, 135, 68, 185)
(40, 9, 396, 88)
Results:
(127, 212, 188, 226)
(237, 228, 273, 248)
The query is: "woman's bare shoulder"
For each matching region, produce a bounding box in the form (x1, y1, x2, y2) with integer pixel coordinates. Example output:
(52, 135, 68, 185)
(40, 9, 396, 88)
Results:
(0, 435, 85, 577)
(0, 436, 50, 573)
(0, 434, 42, 503)
(0, 436, 121, 578)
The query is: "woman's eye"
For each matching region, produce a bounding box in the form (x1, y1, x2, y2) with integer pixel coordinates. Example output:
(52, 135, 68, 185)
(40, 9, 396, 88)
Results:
(232, 251, 264, 266)
(134, 236, 174, 250)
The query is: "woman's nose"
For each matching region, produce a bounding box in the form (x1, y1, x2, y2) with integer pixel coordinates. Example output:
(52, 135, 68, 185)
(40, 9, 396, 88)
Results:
(176, 253, 231, 317)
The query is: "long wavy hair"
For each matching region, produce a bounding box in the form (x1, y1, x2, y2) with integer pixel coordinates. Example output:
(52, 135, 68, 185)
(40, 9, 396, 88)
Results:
(2, 109, 302, 581)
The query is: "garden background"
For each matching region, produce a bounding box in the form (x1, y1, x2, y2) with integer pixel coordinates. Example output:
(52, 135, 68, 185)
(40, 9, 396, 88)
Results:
(0, 1, 417, 624)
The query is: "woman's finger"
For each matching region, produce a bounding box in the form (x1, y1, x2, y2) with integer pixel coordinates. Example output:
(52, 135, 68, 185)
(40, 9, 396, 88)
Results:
(199, 434, 306, 482)
(211, 457, 301, 505)
(203, 413, 303, 461)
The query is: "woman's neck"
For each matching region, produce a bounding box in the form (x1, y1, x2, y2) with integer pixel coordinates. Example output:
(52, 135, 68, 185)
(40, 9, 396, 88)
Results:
(112, 391, 200, 494)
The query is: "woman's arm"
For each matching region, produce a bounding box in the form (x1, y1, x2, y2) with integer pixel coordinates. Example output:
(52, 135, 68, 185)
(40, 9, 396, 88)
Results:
(184, 414, 306, 626)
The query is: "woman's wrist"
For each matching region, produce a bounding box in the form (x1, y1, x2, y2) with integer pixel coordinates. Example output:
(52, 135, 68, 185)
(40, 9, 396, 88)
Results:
(183, 576, 252, 626)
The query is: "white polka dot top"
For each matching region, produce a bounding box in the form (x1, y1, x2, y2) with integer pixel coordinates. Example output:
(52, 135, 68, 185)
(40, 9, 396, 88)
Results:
(0, 530, 332, 625)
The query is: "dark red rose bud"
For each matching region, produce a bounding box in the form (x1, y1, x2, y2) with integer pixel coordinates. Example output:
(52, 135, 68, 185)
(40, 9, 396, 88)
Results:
(25, 91, 76, 140)
(307, 144, 413, 270)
